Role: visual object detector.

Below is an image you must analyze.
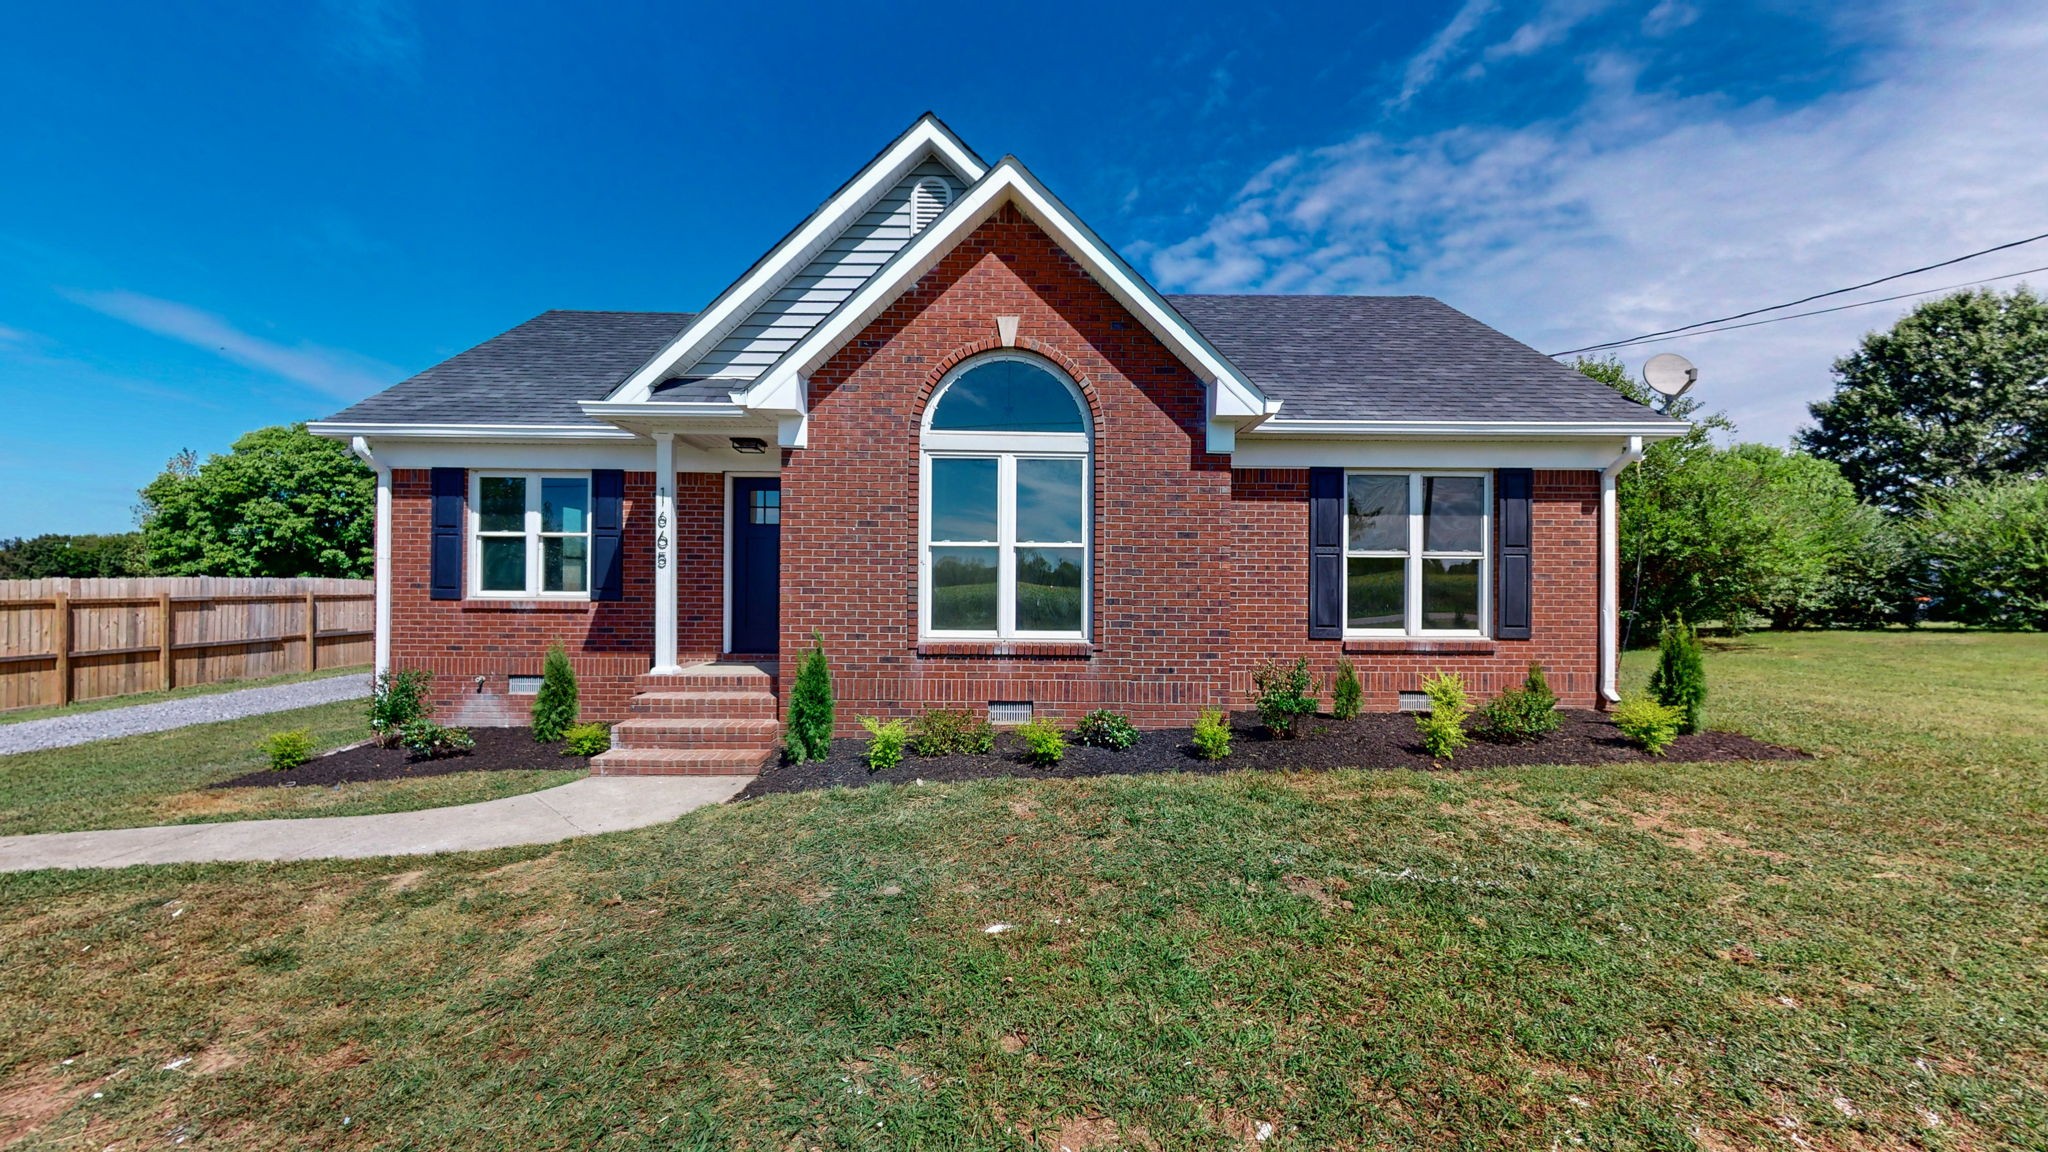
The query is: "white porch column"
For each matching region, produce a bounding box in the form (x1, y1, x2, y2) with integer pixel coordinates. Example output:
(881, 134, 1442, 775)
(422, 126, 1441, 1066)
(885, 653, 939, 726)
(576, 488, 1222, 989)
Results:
(351, 438, 392, 680)
(1598, 436, 1644, 704)
(651, 431, 682, 673)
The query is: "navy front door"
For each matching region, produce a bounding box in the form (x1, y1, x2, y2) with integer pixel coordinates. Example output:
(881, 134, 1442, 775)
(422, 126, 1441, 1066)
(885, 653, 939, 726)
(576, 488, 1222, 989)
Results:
(730, 478, 781, 654)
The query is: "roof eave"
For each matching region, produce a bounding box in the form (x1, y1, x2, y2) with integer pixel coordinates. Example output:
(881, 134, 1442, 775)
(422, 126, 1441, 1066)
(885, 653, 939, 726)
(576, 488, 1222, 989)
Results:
(1245, 418, 1690, 439)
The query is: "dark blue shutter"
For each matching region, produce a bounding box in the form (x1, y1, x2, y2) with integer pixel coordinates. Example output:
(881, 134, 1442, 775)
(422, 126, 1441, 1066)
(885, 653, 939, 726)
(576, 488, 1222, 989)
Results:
(1496, 468, 1533, 640)
(1309, 468, 1344, 639)
(429, 468, 465, 601)
(590, 469, 625, 602)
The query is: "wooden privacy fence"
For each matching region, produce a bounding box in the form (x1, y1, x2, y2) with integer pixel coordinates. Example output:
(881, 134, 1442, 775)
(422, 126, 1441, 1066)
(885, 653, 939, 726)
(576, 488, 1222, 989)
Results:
(0, 577, 374, 712)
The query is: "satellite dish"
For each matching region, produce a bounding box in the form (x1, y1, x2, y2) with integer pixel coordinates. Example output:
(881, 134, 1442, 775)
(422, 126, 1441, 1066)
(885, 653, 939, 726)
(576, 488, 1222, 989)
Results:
(1642, 353, 1697, 399)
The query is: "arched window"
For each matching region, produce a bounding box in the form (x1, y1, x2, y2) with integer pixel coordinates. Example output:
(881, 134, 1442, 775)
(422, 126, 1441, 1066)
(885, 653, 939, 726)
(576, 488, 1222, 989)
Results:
(921, 354, 1092, 638)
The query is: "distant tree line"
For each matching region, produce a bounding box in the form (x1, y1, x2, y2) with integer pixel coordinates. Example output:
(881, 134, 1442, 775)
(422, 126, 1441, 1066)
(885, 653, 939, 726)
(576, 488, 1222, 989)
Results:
(1596, 285, 2048, 637)
(0, 423, 373, 581)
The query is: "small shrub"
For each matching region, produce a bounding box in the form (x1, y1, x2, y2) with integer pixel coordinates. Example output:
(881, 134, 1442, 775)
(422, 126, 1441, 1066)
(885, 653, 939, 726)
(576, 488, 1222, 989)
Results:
(1072, 709, 1139, 751)
(260, 729, 314, 772)
(399, 719, 475, 760)
(784, 634, 835, 763)
(1613, 694, 1684, 755)
(860, 716, 908, 773)
(1647, 616, 1707, 734)
(910, 708, 996, 757)
(531, 642, 579, 742)
(368, 668, 433, 747)
(562, 722, 612, 757)
(1016, 718, 1066, 765)
(1474, 663, 1561, 743)
(1414, 670, 1472, 760)
(1191, 707, 1233, 760)
(1331, 657, 1363, 720)
(1252, 657, 1321, 738)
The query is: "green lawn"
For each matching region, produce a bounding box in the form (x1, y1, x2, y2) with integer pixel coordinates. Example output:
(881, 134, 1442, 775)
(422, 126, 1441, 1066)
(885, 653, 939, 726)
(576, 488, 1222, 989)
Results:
(1, 631, 2043, 1149)
(0, 700, 583, 836)
(0, 665, 366, 726)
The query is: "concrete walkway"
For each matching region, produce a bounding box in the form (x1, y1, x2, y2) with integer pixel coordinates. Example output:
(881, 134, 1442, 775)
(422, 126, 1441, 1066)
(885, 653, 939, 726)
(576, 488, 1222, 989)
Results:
(0, 776, 749, 873)
(0, 674, 370, 755)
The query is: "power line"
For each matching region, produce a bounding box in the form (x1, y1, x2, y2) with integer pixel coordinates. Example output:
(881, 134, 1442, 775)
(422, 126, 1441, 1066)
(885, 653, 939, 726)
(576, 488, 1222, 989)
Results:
(1558, 262, 2048, 354)
(1548, 229, 2048, 356)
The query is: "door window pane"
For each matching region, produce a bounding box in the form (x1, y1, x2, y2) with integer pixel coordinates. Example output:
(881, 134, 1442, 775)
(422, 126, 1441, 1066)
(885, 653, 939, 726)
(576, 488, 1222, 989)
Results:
(1015, 547, 1084, 632)
(1423, 477, 1485, 553)
(749, 488, 779, 525)
(1015, 458, 1084, 543)
(541, 478, 588, 533)
(1347, 556, 1405, 629)
(1422, 558, 1481, 630)
(480, 537, 526, 592)
(1347, 475, 1408, 552)
(930, 547, 999, 631)
(543, 536, 587, 593)
(930, 458, 998, 541)
(479, 477, 526, 533)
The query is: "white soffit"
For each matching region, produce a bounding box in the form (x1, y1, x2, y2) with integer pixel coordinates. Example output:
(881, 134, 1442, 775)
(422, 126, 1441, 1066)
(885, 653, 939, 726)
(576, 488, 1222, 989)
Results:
(602, 115, 987, 406)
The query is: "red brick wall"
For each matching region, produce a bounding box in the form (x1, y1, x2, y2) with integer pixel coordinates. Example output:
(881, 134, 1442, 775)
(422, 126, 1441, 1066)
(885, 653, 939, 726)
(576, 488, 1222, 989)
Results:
(1228, 468, 1602, 710)
(387, 468, 724, 723)
(778, 205, 1607, 731)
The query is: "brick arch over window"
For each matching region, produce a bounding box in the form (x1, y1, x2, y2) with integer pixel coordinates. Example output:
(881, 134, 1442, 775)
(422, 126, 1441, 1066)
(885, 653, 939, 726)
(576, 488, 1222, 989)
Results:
(919, 338, 1105, 429)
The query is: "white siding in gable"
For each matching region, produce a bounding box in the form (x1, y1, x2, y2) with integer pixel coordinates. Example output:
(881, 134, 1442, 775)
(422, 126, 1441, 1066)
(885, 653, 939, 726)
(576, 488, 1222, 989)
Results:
(682, 160, 964, 381)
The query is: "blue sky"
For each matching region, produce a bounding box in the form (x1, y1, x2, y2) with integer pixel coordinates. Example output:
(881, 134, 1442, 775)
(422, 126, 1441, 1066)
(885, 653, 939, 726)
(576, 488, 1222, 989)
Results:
(4, 1, 2044, 536)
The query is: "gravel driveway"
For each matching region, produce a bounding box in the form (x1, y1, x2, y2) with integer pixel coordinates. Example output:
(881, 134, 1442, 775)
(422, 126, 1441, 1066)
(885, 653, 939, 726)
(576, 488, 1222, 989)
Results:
(0, 674, 371, 756)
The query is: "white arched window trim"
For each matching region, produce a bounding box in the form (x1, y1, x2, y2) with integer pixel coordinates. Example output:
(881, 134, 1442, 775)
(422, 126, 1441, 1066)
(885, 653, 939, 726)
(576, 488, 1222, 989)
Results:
(919, 352, 1093, 641)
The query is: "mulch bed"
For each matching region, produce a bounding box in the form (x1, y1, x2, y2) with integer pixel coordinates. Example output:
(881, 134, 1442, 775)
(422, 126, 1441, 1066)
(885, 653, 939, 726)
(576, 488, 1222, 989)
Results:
(739, 710, 1805, 798)
(213, 726, 589, 790)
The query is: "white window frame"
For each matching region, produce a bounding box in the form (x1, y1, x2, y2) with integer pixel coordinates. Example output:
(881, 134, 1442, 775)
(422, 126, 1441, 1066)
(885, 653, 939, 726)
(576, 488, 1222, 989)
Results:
(919, 353, 1093, 641)
(1343, 470, 1491, 638)
(469, 471, 593, 600)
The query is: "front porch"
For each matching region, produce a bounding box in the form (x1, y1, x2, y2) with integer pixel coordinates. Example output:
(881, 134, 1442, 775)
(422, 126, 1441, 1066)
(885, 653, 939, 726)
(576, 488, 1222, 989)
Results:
(590, 660, 781, 776)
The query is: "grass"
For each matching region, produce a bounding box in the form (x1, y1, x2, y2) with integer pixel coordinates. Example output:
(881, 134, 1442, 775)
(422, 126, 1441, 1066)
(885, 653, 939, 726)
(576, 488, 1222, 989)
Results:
(0, 700, 584, 836)
(0, 665, 366, 726)
(0, 630, 2043, 1149)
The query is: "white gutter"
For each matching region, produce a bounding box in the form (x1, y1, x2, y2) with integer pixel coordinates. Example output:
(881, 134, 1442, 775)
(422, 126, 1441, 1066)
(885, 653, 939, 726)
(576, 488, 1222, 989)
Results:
(349, 437, 393, 682)
(1598, 435, 1645, 704)
(1249, 418, 1685, 439)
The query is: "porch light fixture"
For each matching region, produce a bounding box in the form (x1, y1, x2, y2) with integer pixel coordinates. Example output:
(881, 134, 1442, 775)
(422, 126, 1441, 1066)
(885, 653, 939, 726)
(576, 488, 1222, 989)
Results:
(730, 437, 767, 454)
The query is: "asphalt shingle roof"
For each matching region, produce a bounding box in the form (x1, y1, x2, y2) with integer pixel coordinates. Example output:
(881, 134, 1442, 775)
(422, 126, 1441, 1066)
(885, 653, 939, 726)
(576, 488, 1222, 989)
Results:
(1167, 294, 1665, 423)
(323, 297, 1670, 427)
(322, 310, 692, 426)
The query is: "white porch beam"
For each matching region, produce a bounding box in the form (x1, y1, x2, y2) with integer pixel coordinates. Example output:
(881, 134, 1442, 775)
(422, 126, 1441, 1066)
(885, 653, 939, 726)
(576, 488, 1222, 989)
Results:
(651, 432, 682, 674)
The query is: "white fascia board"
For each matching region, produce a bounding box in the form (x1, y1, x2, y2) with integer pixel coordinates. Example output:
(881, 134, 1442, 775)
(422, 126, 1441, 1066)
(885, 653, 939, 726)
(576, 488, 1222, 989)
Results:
(1230, 435, 1652, 471)
(742, 158, 1273, 423)
(307, 421, 639, 442)
(603, 116, 987, 406)
(1246, 418, 1688, 440)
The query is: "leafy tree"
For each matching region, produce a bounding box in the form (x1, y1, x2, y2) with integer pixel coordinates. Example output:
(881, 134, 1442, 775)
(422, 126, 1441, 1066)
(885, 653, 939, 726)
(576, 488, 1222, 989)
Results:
(0, 532, 144, 578)
(531, 642, 580, 742)
(137, 423, 373, 577)
(783, 634, 835, 763)
(1914, 477, 2048, 630)
(1647, 616, 1707, 734)
(1798, 287, 2048, 510)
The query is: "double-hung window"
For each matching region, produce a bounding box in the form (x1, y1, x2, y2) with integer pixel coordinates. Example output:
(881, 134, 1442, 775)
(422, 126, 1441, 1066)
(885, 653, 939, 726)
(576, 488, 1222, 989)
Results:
(921, 354, 1092, 639)
(1344, 472, 1489, 635)
(472, 473, 592, 598)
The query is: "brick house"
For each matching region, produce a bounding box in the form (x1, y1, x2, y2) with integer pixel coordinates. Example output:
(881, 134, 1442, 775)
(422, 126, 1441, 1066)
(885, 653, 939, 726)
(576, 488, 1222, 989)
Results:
(311, 115, 1684, 774)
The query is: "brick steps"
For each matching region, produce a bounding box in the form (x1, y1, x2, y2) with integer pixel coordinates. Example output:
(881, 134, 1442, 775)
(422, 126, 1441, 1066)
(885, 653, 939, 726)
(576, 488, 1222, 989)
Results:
(592, 662, 781, 777)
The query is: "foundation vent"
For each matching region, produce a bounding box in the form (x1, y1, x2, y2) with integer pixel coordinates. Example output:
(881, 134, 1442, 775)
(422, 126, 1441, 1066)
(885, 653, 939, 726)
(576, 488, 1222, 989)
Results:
(988, 701, 1034, 725)
(508, 675, 543, 695)
(1397, 691, 1431, 712)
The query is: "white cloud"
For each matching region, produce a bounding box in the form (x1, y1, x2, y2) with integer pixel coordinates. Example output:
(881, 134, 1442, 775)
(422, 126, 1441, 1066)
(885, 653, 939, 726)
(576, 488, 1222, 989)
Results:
(65, 290, 400, 402)
(1388, 0, 1499, 111)
(1148, 4, 2048, 444)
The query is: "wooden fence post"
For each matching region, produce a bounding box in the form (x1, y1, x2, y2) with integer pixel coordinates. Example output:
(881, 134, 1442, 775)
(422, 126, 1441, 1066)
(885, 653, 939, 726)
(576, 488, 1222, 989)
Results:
(52, 592, 71, 707)
(159, 592, 175, 691)
(304, 590, 318, 672)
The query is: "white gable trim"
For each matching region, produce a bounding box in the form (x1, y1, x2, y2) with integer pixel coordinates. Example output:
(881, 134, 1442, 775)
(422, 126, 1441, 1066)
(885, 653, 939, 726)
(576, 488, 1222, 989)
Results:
(601, 115, 986, 406)
(736, 158, 1277, 449)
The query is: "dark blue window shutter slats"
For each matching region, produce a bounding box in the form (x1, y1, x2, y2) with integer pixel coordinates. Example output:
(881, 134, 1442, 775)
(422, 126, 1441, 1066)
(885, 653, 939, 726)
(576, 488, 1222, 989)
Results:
(1496, 468, 1533, 640)
(1308, 468, 1344, 639)
(590, 469, 625, 602)
(429, 468, 465, 601)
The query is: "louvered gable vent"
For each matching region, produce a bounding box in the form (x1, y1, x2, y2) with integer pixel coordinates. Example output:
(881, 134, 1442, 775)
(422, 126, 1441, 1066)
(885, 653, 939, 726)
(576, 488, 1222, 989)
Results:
(909, 177, 952, 234)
